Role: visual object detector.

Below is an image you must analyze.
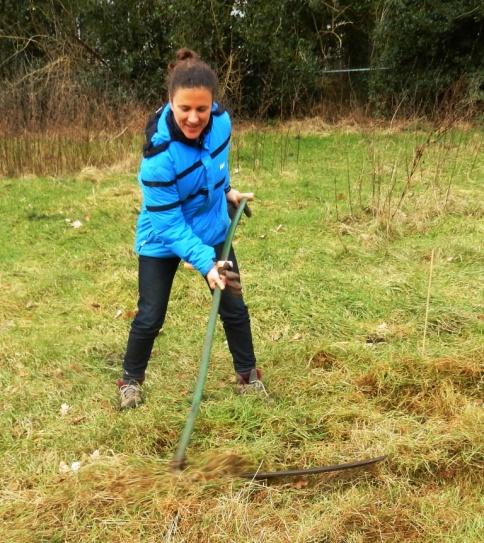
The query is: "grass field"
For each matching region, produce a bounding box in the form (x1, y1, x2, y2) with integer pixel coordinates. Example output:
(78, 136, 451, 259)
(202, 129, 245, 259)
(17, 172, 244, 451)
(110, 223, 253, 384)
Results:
(0, 125, 482, 542)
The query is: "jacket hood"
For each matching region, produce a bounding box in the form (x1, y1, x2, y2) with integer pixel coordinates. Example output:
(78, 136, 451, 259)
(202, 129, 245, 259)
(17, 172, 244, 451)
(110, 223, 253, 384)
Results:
(150, 104, 172, 147)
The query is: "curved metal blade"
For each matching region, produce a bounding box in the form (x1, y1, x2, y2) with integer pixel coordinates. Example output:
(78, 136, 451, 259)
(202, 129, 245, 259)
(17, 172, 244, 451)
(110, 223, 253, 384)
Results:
(240, 455, 386, 480)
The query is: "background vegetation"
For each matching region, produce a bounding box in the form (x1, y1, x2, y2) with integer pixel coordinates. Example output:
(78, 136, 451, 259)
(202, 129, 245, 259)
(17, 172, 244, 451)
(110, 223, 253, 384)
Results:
(1, 0, 482, 135)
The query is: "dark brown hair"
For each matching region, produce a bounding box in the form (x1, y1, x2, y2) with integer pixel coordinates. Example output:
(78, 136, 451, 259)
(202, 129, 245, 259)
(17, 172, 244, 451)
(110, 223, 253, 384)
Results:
(167, 48, 218, 99)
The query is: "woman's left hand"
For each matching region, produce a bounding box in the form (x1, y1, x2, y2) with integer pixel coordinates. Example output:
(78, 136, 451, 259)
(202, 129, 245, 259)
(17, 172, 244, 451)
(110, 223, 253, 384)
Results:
(226, 188, 254, 207)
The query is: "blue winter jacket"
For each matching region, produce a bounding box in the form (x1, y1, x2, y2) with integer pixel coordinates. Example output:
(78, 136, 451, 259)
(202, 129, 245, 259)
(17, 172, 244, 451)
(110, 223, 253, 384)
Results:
(135, 103, 232, 276)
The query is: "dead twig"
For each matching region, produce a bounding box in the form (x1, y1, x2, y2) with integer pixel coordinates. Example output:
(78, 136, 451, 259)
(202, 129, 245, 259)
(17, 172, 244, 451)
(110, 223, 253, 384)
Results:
(422, 248, 435, 355)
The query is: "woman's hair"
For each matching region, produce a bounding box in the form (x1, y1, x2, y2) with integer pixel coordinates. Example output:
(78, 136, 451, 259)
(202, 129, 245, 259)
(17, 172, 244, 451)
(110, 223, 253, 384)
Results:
(167, 48, 218, 99)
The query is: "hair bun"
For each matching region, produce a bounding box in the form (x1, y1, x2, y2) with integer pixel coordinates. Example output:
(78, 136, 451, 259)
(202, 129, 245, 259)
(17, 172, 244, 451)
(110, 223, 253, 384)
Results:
(175, 48, 200, 62)
(168, 48, 201, 72)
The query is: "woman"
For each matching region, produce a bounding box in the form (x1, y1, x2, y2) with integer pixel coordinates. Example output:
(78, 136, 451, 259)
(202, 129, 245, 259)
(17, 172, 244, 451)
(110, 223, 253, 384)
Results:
(118, 48, 263, 409)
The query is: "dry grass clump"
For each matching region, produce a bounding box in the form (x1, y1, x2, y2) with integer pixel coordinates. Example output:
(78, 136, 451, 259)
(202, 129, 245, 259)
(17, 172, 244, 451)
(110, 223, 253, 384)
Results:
(0, 131, 144, 178)
(432, 355, 483, 383)
(77, 154, 142, 184)
(2, 453, 480, 542)
(330, 127, 482, 239)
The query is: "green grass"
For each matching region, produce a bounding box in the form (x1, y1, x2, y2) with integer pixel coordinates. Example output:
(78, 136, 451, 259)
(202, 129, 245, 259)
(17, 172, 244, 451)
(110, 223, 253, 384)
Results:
(0, 126, 483, 542)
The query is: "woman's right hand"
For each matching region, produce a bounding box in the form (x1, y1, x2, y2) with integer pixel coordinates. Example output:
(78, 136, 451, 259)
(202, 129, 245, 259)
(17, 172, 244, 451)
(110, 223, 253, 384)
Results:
(206, 265, 225, 290)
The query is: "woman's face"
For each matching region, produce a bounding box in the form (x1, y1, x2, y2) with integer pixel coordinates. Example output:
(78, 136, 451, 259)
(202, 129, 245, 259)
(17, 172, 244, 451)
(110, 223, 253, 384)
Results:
(170, 86, 213, 140)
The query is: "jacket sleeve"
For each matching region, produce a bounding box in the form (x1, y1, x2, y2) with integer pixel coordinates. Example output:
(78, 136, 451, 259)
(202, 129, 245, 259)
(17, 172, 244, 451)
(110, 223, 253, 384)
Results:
(140, 154, 216, 275)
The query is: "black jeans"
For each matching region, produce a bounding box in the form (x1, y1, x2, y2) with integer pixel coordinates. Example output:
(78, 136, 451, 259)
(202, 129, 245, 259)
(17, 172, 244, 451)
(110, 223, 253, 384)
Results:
(123, 243, 256, 381)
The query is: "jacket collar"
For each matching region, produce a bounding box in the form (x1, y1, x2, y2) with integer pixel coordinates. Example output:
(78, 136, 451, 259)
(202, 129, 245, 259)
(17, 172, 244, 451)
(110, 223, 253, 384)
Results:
(166, 109, 213, 149)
